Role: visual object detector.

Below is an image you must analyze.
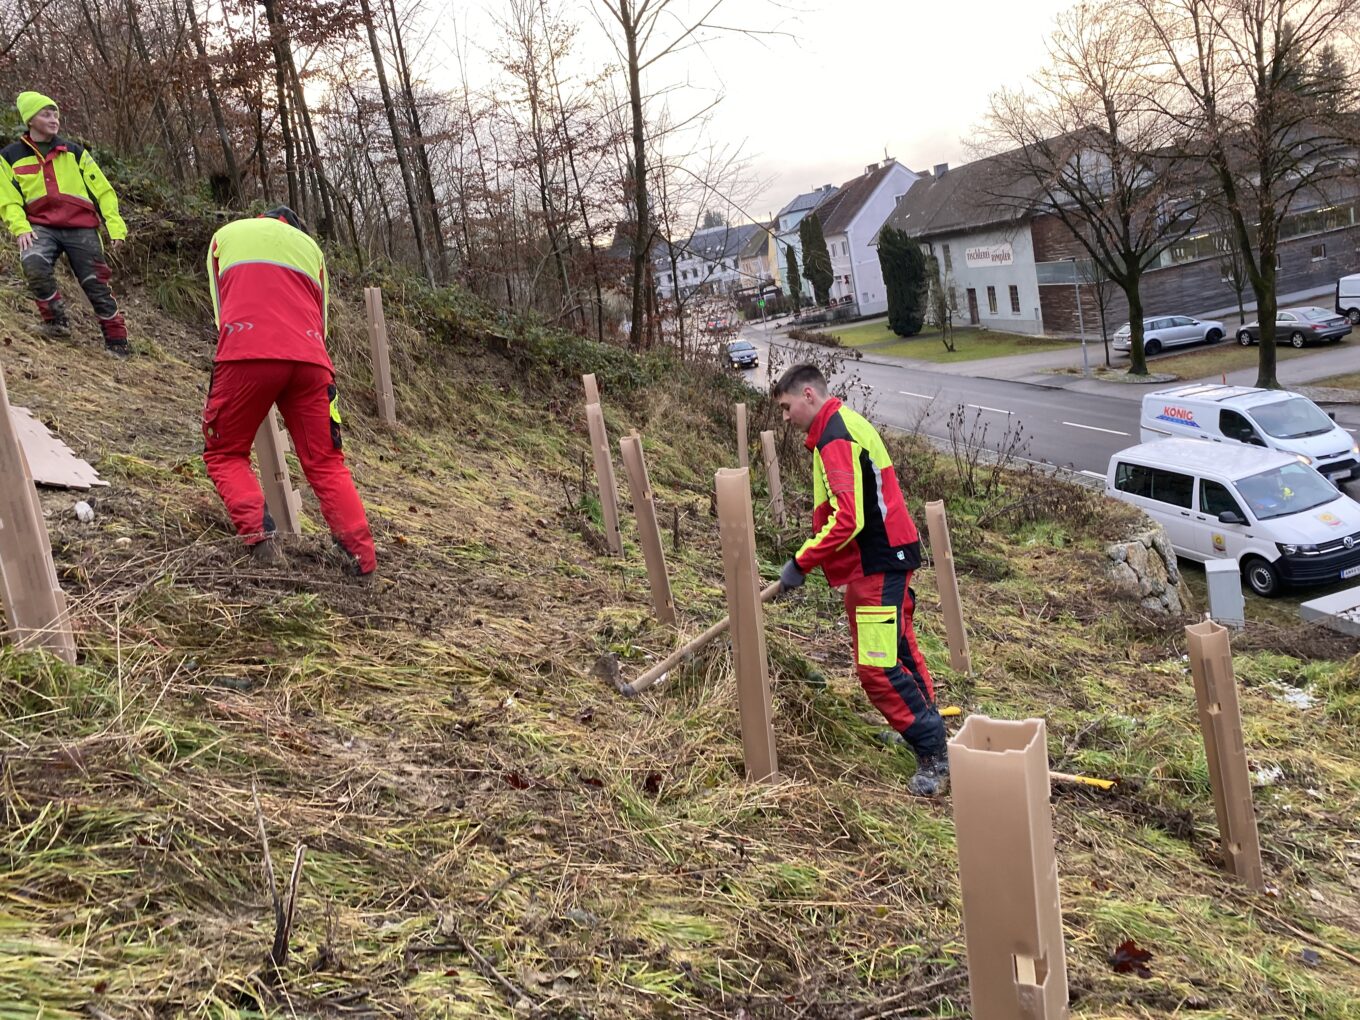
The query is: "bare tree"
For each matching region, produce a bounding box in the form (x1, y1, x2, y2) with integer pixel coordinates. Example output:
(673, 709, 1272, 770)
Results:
(1135, 0, 1360, 387)
(984, 0, 1201, 376)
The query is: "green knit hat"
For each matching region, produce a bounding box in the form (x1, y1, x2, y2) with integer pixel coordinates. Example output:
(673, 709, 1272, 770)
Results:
(16, 91, 57, 125)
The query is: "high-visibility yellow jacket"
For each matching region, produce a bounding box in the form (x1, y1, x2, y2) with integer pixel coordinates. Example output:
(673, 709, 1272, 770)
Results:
(207, 215, 333, 370)
(0, 134, 126, 239)
(794, 397, 922, 587)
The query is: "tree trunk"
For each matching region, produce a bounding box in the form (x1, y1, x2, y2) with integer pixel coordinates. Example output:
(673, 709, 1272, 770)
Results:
(384, 0, 448, 279)
(126, 0, 184, 179)
(621, 3, 648, 349)
(359, 0, 435, 283)
(1125, 280, 1146, 376)
(260, 0, 300, 213)
(183, 0, 242, 202)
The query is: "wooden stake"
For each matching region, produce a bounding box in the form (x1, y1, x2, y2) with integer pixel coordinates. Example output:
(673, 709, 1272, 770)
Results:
(735, 402, 749, 468)
(716, 467, 778, 781)
(619, 434, 676, 626)
(1185, 620, 1265, 891)
(582, 372, 600, 406)
(0, 362, 76, 664)
(925, 500, 971, 674)
(363, 286, 397, 424)
(949, 715, 1068, 1020)
(254, 408, 303, 536)
(584, 402, 622, 556)
(760, 430, 785, 527)
(623, 582, 780, 696)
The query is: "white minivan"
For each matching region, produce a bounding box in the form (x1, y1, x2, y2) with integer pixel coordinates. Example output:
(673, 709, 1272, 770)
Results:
(1337, 273, 1360, 325)
(1140, 383, 1360, 483)
(1106, 439, 1360, 597)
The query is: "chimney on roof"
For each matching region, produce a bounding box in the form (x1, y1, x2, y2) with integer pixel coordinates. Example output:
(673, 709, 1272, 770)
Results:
(865, 162, 879, 175)
(933, 163, 949, 178)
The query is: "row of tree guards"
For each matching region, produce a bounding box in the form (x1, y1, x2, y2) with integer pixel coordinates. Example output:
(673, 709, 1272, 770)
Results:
(578, 375, 1267, 1017)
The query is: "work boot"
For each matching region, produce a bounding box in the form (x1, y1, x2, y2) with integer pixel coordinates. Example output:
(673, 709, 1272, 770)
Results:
(38, 320, 70, 338)
(105, 339, 131, 359)
(249, 537, 286, 566)
(329, 537, 375, 581)
(908, 753, 950, 798)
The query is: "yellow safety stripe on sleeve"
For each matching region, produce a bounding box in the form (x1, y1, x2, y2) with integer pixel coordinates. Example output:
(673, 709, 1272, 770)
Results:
(795, 440, 866, 566)
(329, 392, 342, 425)
(206, 239, 222, 327)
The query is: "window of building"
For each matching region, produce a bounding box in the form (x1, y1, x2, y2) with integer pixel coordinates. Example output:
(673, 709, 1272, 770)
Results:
(943, 244, 952, 271)
(1275, 253, 1283, 269)
(1009, 285, 1021, 314)
(1311, 243, 1327, 261)
(986, 286, 998, 315)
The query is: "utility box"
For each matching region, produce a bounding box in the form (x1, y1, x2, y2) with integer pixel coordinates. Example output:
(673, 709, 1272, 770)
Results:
(1205, 559, 1245, 628)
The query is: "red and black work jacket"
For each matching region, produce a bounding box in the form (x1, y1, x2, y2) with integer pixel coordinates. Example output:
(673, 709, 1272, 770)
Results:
(793, 397, 922, 587)
(0, 135, 126, 239)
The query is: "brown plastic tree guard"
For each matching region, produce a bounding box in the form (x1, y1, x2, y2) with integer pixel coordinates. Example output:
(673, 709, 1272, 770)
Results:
(582, 373, 600, 406)
(584, 402, 623, 555)
(760, 430, 785, 527)
(619, 434, 676, 626)
(736, 402, 749, 468)
(1185, 620, 1265, 891)
(0, 362, 76, 663)
(950, 715, 1068, 1020)
(363, 286, 397, 424)
(925, 500, 971, 674)
(716, 467, 778, 781)
(254, 408, 303, 536)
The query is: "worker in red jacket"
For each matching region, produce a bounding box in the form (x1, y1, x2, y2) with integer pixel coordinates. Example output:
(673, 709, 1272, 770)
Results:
(773, 363, 948, 796)
(203, 208, 376, 576)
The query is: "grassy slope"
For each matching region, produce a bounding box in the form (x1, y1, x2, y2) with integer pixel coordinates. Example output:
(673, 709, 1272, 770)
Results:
(2, 206, 1360, 1018)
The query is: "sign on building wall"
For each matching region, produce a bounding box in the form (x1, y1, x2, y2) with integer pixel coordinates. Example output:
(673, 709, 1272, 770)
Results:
(965, 243, 1014, 268)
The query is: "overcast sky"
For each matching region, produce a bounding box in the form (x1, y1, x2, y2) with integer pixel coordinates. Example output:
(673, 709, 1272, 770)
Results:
(438, 0, 1082, 222)
(626, 0, 1082, 220)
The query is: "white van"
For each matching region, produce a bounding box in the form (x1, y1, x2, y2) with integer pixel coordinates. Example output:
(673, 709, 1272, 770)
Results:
(1337, 273, 1360, 325)
(1106, 439, 1360, 597)
(1140, 383, 1359, 483)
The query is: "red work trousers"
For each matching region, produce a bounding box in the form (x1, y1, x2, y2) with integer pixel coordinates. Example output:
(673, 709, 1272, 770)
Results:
(844, 571, 947, 759)
(202, 359, 377, 573)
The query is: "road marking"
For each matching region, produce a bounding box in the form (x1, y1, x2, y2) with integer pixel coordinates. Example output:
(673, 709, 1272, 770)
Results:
(968, 403, 1012, 415)
(1079, 469, 1106, 479)
(1063, 421, 1130, 436)
(898, 390, 934, 399)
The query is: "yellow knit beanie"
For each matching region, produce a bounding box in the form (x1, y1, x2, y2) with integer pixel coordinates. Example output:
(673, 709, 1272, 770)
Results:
(16, 91, 57, 125)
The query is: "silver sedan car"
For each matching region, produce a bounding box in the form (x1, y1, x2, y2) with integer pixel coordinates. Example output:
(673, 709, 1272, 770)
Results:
(1236, 306, 1352, 347)
(1112, 314, 1226, 356)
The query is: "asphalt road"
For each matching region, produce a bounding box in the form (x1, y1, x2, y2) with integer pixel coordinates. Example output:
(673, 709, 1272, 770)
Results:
(735, 332, 1360, 484)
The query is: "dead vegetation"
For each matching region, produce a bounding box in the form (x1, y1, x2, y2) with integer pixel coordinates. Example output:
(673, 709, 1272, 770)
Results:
(1, 229, 1360, 1019)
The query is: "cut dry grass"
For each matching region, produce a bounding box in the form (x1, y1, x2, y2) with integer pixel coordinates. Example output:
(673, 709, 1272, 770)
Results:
(2, 233, 1360, 1019)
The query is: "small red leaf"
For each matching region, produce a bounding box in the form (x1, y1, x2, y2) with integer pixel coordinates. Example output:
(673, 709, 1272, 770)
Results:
(505, 772, 532, 790)
(1109, 939, 1154, 978)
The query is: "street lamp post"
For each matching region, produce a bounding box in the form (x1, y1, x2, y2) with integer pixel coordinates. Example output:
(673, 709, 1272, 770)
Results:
(1065, 256, 1090, 377)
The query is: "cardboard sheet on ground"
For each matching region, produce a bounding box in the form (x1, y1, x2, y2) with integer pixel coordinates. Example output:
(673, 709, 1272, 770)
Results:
(10, 406, 107, 489)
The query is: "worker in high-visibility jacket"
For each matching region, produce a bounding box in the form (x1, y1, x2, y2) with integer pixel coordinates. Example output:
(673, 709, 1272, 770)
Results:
(0, 91, 129, 356)
(773, 363, 948, 796)
(203, 208, 377, 576)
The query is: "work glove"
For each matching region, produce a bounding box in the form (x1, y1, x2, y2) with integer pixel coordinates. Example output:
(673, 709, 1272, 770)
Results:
(780, 557, 806, 592)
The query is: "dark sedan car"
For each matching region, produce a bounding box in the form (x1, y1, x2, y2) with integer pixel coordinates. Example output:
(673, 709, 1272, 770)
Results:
(726, 339, 758, 369)
(1236, 306, 1352, 347)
